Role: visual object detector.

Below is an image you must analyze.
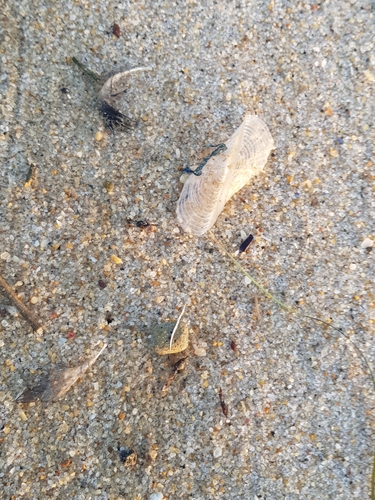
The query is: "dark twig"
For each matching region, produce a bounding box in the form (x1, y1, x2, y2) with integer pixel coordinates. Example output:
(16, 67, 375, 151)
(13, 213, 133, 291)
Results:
(219, 387, 229, 418)
(0, 274, 43, 333)
(162, 356, 188, 393)
(72, 57, 101, 83)
(183, 143, 227, 176)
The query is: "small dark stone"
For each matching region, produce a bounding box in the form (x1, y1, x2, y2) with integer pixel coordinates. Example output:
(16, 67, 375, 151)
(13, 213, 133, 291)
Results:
(239, 233, 254, 253)
(98, 280, 107, 289)
(113, 23, 121, 37)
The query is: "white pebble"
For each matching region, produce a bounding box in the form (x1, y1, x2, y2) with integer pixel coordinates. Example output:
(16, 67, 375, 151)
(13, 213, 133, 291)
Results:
(175, 148, 180, 159)
(244, 276, 251, 285)
(361, 237, 373, 249)
(194, 347, 206, 357)
(1, 252, 10, 260)
(349, 264, 356, 270)
(149, 493, 163, 500)
(213, 447, 222, 458)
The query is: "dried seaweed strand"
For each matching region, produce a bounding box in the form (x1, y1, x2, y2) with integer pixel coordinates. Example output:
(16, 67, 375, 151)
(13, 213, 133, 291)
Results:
(0, 274, 43, 333)
(184, 143, 227, 176)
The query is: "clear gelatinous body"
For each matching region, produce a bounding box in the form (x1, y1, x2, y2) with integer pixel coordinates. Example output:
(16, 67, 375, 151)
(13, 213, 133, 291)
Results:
(176, 115, 274, 236)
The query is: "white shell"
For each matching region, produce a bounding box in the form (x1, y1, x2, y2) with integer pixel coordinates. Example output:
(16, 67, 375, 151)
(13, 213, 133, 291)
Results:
(176, 115, 274, 236)
(98, 67, 151, 101)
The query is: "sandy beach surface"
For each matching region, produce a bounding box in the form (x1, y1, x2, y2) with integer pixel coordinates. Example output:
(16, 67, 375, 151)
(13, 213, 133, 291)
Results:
(0, 0, 374, 498)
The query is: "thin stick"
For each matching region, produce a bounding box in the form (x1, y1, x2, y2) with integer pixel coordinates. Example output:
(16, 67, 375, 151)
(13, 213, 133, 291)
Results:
(0, 274, 43, 333)
(72, 57, 101, 83)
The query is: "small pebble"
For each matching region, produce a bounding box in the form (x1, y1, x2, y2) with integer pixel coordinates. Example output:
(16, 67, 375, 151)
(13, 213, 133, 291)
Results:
(95, 131, 104, 141)
(112, 23, 121, 37)
(149, 493, 163, 500)
(111, 255, 123, 264)
(361, 237, 373, 249)
(213, 447, 222, 458)
(1, 252, 10, 260)
(194, 347, 206, 357)
(30, 297, 39, 304)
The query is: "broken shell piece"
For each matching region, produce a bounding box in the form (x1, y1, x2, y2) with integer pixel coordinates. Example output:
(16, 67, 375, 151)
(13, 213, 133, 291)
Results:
(176, 115, 274, 236)
(16, 345, 107, 403)
(151, 323, 189, 355)
(99, 67, 152, 102)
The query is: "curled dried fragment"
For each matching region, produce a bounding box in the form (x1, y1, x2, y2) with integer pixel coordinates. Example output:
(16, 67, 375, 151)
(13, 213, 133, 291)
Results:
(72, 57, 151, 131)
(16, 345, 106, 403)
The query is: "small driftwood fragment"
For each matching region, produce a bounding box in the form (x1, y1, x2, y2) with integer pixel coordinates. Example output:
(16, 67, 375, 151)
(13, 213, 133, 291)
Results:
(0, 274, 43, 333)
(16, 345, 106, 403)
(219, 387, 229, 418)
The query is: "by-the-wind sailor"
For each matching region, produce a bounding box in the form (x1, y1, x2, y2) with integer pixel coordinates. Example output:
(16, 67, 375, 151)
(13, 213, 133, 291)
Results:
(176, 115, 274, 236)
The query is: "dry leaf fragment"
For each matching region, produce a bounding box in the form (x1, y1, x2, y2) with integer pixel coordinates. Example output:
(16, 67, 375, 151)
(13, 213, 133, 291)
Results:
(16, 345, 107, 403)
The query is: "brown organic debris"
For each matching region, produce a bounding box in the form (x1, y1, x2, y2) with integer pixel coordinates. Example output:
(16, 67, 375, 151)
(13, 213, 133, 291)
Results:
(16, 345, 106, 403)
(162, 356, 188, 393)
(0, 274, 43, 333)
(112, 23, 121, 37)
(219, 387, 229, 418)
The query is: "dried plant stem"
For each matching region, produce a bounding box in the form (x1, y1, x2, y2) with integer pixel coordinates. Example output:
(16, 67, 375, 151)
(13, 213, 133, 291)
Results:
(72, 57, 101, 83)
(208, 231, 294, 312)
(0, 274, 43, 333)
